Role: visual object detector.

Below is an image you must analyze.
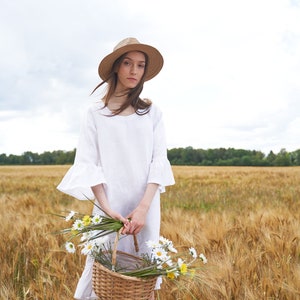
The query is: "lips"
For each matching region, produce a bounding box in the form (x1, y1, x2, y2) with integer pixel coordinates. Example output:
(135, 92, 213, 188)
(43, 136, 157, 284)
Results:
(127, 77, 137, 82)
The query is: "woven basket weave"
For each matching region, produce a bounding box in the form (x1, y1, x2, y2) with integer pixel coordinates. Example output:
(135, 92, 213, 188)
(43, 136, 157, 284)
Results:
(92, 231, 157, 300)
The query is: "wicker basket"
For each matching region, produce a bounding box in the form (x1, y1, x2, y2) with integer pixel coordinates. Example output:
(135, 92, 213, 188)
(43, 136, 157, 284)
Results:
(92, 231, 157, 300)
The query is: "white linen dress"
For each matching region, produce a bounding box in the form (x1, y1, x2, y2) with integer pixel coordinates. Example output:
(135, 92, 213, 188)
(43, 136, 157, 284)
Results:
(57, 101, 175, 299)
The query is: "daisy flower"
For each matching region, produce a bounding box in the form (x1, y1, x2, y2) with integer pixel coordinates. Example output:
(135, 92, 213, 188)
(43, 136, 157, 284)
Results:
(180, 263, 188, 275)
(80, 232, 92, 242)
(94, 235, 108, 247)
(146, 240, 160, 249)
(177, 258, 184, 267)
(65, 211, 76, 221)
(164, 258, 174, 267)
(82, 215, 91, 226)
(81, 241, 95, 255)
(167, 271, 176, 279)
(189, 247, 197, 259)
(168, 244, 177, 253)
(189, 269, 196, 278)
(65, 242, 76, 253)
(92, 215, 102, 224)
(72, 219, 84, 231)
(199, 253, 208, 264)
(152, 247, 169, 261)
(159, 236, 171, 245)
(167, 270, 179, 279)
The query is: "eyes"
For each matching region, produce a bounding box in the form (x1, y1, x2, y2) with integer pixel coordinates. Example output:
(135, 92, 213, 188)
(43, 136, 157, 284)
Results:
(122, 59, 145, 70)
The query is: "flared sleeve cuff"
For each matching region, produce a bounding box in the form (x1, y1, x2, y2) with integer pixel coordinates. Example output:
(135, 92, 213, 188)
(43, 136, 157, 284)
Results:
(57, 163, 106, 200)
(147, 157, 175, 193)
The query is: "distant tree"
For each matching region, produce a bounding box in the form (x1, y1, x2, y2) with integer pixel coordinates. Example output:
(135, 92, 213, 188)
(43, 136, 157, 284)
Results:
(266, 151, 276, 166)
(0, 154, 7, 165)
(40, 151, 54, 164)
(21, 151, 40, 164)
(7, 154, 21, 165)
(240, 156, 252, 166)
(290, 149, 300, 166)
(168, 148, 184, 165)
(274, 148, 291, 166)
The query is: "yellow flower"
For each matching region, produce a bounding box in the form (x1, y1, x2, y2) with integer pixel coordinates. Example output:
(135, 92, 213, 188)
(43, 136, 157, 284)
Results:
(82, 215, 91, 226)
(180, 263, 187, 275)
(189, 269, 196, 278)
(167, 271, 176, 279)
(71, 229, 79, 235)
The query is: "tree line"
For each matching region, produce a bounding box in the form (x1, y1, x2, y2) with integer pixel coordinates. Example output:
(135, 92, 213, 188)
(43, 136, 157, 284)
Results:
(168, 147, 300, 166)
(0, 147, 300, 166)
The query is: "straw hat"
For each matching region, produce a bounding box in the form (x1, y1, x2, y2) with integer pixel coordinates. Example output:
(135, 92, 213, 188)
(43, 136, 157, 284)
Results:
(98, 37, 164, 81)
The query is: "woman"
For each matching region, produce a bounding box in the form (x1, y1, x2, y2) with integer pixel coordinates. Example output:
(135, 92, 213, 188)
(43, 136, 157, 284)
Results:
(57, 37, 175, 299)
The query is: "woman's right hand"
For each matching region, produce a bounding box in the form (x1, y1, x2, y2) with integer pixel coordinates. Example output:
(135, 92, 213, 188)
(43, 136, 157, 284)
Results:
(91, 185, 129, 233)
(104, 208, 130, 234)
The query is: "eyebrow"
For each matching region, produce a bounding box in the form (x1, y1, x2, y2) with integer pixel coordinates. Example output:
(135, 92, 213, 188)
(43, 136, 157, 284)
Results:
(123, 56, 146, 64)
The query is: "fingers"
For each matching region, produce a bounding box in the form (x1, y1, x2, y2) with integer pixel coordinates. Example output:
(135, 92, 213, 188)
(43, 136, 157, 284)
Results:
(122, 219, 142, 235)
(108, 211, 142, 235)
(116, 213, 128, 224)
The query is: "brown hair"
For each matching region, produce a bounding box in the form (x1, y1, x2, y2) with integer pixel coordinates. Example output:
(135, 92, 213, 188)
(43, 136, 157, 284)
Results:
(91, 52, 152, 116)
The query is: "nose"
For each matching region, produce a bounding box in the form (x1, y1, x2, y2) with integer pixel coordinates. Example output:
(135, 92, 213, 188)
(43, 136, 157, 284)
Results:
(130, 64, 137, 75)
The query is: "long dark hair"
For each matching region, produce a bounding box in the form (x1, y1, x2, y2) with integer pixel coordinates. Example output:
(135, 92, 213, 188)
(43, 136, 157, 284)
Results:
(91, 52, 152, 116)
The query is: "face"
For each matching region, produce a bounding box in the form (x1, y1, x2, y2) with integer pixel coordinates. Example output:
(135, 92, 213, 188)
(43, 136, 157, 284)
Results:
(116, 51, 146, 90)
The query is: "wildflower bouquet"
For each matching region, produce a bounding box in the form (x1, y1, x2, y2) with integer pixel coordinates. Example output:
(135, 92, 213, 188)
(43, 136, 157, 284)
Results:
(119, 236, 208, 279)
(55, 208, 123, 254)
(56, 208, 207, 281)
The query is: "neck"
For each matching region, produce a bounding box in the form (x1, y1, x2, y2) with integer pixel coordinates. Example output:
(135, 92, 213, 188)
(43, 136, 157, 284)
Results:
(110, 87, 129, 102)
(109, 94, 126, 105)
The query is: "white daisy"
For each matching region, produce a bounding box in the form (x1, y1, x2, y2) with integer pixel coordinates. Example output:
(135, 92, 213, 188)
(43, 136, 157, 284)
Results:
(159, 236, 171, 245)
(165, 258, 174, 267)
(189, 247, 197, 259)
(65, 242, 76, 253)
(65, 210, 76, 221)
(80, 232, 92, 242)
(92, 215, 102, 224)
(72, 219, 84, 231)
(168, 244, 177, 253)
(199, 253, 208, 264)
(159, 236, 177, 253)
(146, 240, 160, 249)
(152, 247, 169, 262)
(177, 258, 184, 267)
(81, 241, 95, 255)
(94, 235, 108, 247)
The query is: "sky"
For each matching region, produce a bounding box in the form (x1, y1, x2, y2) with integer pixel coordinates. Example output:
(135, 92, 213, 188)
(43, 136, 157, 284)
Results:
(1, 0, 300, 155)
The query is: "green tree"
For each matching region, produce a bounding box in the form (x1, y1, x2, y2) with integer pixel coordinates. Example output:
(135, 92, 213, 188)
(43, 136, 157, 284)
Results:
(274, 148, 291, 166)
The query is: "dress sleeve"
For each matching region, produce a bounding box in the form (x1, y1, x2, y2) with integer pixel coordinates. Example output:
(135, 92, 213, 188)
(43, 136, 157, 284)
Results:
(57, 106, 106, 200)
(147, 105, 175, 192)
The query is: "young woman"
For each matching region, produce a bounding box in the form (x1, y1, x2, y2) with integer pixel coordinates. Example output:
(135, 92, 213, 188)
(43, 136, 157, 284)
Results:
(57, 37, 175, 299)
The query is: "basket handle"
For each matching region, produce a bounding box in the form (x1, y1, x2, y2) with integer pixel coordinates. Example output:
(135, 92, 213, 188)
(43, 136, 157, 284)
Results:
(133, 234, 139, 252)
(111, 229, 139, 270)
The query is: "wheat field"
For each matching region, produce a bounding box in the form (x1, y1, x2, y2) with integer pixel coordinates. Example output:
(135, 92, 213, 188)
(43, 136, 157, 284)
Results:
(0, 165, 299, 300)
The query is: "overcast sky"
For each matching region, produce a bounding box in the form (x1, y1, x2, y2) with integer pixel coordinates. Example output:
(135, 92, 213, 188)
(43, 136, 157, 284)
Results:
(1, 0, 300, 155)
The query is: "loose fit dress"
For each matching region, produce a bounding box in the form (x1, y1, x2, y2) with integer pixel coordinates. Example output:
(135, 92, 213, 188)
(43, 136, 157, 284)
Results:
(57, 101, 175, 299)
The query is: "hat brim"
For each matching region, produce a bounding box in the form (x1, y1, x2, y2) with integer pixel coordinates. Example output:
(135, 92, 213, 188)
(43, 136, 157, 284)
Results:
(98, 43, 164, 82)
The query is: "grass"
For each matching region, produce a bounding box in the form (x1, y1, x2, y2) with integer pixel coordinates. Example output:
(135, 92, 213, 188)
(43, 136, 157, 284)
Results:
(0, 165, 299, 299)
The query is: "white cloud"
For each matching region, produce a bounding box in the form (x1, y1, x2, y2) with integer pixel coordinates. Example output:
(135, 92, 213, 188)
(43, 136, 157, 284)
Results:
(0, 0, 300, 155)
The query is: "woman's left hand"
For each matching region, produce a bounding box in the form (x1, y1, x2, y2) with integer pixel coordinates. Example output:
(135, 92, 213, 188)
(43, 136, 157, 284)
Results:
(123, 206, 148, 235)
(123, 183, 158, 235)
